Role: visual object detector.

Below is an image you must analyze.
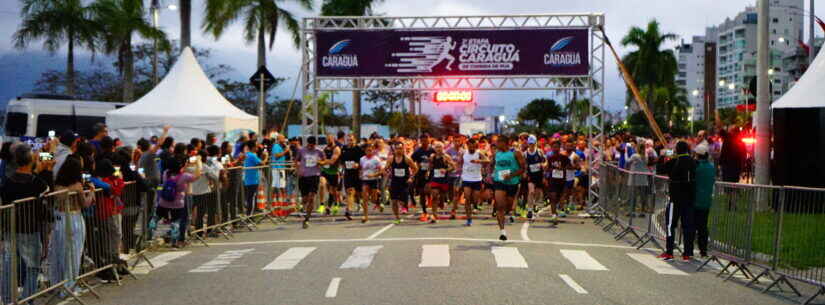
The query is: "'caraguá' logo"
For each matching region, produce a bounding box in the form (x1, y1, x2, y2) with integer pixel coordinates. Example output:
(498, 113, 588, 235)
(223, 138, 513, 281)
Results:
(544, 36, 582, 66)
(323, 39, 358, 69)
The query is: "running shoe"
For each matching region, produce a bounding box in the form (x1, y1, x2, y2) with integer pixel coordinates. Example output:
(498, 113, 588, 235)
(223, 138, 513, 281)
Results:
(491, 210, 497, 218)
(430, 214, 438, 224)
(449, 211, 456, 220)
(325, 205, 332, 215)
(682, 256, 693, 262)
(361, 218, 368, 224)
(317, 205, 326, 214)
(526, 210, 534, 220)
(465, 219, 472, 227)
(345, 211, 353, 221)
(401, 207, 408, 214)
(519, 208, 527, 218)
(419, 213, 429, 222)
(394, 219, 403, 225)
(331, 205, 340, 215)
(509, 215, 515, 224)
(499, 234, 508, 241)
(656, 253, 674, 261)
(302, 220, 309, 229)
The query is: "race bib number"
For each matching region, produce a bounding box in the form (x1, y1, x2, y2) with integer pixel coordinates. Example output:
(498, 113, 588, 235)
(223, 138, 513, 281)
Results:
(420, 162, 430, 171)
(322, 164, 330, 169)
(498, 169, 511, 181)
(552, 169, 564, 179)
(566, 170, 576, 180)
(465, 166, 480, 176)
(305, 156, 318, 168)
(434, 169, 446, 178)
(394, 168, 406, 177)
(529, 163, 541, 173)
(345, 161, 356, 169)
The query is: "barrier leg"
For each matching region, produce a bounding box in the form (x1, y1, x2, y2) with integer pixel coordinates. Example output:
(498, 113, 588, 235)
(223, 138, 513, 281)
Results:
(763, 275, 802, 297)
(803, 286, 824, 305)
(696, 255, 723, 272)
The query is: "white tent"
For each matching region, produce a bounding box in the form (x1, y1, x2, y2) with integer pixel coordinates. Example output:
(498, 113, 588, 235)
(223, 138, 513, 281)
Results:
(772, 46, 825, 109)
(107, 47, 257, 145)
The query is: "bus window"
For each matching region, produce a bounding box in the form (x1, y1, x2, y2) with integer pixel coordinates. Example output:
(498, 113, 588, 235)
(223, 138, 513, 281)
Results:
(5, 112, 28, 137)
(36, 114, 105, 138)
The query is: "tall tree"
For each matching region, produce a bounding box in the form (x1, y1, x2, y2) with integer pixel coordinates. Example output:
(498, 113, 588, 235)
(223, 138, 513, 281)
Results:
(203, 0, 312, 68)
(517, 98, 565, 131)
(92, 0, 169, 102)
(320, 0, 384, 140)
(14, 0, 99, 97)
(620, 20, 678, 109)
(179, 0, 191, 49)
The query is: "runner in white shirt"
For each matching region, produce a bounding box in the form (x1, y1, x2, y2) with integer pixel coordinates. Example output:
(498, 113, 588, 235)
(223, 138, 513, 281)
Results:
(460, 139, 488, 226)
(359, 144, 384, 223)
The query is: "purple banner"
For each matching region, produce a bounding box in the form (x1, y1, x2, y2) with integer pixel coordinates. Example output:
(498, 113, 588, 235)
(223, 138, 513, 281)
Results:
(315, 29, 590, 77)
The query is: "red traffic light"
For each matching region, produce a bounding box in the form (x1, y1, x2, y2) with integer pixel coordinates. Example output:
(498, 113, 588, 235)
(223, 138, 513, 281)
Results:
(434, 90, 473, 103)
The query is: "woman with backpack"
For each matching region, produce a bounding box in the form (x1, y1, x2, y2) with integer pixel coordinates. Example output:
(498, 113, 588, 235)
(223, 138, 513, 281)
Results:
(155, 154, 201, 248)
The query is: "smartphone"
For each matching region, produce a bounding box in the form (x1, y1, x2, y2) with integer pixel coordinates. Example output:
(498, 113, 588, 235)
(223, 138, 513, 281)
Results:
(138, 168, 145, 176)
(39, 152, 53, 161)
(82, 173, 91, 182)
(221, 155, 229, 164)
(48, 130, 56, 138)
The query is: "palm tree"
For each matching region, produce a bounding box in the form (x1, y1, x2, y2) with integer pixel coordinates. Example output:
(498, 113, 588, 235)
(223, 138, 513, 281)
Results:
(620, 20, 678, 109)
(14, 0, 99, 97)
(92, 0, 169, 102)
(320, 0, 384, 138)
(203, 0, 312, 69)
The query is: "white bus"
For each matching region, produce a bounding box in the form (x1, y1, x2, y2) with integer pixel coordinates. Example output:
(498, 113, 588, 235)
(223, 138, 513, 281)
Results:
(2, 94, 127, 139)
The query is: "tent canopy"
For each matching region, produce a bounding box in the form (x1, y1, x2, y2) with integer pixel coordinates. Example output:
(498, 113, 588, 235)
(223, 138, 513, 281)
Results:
(772, 46, 825, 109)
(106, 47, 257, 145)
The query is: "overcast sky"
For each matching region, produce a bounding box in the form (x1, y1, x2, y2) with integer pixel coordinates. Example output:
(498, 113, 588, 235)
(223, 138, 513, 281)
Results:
(0, 0, 822, 119)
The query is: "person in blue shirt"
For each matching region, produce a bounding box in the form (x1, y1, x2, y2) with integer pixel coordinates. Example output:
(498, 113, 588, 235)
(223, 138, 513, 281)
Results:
(243, 141, 267, 216)
(270, 134, 290, 203)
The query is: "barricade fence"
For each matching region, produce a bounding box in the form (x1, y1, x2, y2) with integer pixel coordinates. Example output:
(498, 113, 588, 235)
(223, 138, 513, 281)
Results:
(597, 164, 825, 305)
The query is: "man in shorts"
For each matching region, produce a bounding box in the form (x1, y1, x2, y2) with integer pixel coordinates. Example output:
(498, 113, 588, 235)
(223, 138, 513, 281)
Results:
(460, 139, 487, 226)
(411, 134, 435, 222)
(545, 141, 570, 221)
(319, 134, 342, 215)
(270, 134, 290, 205)
(445, 136, 464, 219)
(295, 136, 329, 228)
(340, 134, 364, 220)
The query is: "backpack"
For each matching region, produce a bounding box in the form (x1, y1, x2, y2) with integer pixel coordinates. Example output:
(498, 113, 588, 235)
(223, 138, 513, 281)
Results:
(160, 173, 181, 202)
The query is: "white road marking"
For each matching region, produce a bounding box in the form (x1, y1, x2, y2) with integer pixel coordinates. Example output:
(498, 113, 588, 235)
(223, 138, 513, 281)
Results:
(132, 251, 191, 275)
(262, 247, 317, 270)
(210, 237, 653, 250)
(325, 277, 342, 298)
(627, 253, 689, 275)
(366, 224, 395, 240)
(559, 274, 589, 294)
(520, 222, 530, 241)
(419, 244, 450, 267)
(189, 249, 254, 273)
(340, 246, 383, 269)
(560, 249, 608, 271)
(492, 247, 528, 268)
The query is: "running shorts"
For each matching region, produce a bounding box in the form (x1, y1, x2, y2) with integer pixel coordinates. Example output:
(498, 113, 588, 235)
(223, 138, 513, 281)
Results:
(323, 173, 340, 188)
(298, 176, 320, 196)
(344, 172, 361, 190)
(462, 181, 482, 191)
(428, 181, 450, 193)
(362, 179, 379, 190)
(493, 182, 519, 197)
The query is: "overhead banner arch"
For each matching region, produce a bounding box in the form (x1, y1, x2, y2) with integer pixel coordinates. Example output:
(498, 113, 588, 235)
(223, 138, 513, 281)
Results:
(300, 14, 606, 210)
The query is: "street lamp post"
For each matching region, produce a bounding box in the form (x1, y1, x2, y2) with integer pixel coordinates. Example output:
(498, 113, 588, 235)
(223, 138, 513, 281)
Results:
(755, 0, 771, 185)
(151, 0, 160, 85)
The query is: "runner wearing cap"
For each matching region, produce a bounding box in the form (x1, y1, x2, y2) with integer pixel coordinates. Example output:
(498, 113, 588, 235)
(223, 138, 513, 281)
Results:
(524, 135, 546, 221)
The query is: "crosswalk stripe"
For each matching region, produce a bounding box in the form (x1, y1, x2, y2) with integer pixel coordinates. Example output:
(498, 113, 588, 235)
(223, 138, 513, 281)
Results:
(190, 249, 254, 273)
(262, 247, 317, 270)
(419, 245, 450, 267)
(559, 274, 589, 294)
(626, 253, 689, 275)
(340, 246, 383, 269)
(492, 247, 528, 268)
(132, 251, 191, 275)
(560, 249, 608, 271)
(325, 278, 342, 298)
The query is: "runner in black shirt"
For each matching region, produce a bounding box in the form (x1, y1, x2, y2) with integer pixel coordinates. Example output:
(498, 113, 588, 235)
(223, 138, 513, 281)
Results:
(340, 134, 364, 220)
(388, 143, 417, 224)
(411, 134, 435, 222)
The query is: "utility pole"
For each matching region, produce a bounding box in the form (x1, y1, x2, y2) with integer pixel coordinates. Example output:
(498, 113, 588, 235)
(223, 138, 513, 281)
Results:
(150, 0, 160, 85)
(755, 0, 771, 185)
(810, 0, 815, 65)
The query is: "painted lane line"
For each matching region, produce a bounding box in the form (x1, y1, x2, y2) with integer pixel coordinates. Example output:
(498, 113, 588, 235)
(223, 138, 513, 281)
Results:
(340, 246, 383, 269)
(559, 274, 588, 294)
(210, 237, 653, 250)
(560, 249, 608, 271)
(189, 249, 254, 273)
(366, 224, 395, 240)
(132, 251, 191, 275)
(419, 245, 450, 267)
(325, 278, 342, 298)
(626, 253, 689, 275)
(520, 222, 530, 241)
(492, 247, 528, 268)
(262, 247, 317, 270)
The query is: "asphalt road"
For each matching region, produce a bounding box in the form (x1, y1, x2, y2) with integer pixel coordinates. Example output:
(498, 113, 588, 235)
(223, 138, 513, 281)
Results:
(69, 212, 808, 305)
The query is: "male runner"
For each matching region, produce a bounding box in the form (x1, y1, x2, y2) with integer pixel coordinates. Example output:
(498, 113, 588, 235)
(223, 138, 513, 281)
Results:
(445, 136, 464, 219)
(388, 143, 417, 224)
(411, 134, 435, 222)
(524, 135, 546, 221)
(340, 134, 364, 220)
(319, 134, 342, 215)
(492, 135, 526, 241)
(460, 138, 487, 226)
(545, 141, 570, 221)
(427, 142, 455, 224)
(295, 136, 329, 229)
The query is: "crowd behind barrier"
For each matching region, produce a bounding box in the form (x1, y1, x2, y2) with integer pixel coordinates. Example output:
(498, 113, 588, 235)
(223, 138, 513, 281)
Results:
(596, 163, 825, 305)
(0, 164, 299, 305)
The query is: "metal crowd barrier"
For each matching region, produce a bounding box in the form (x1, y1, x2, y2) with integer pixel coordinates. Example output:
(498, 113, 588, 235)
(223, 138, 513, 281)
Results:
(596, 163, 825, 305)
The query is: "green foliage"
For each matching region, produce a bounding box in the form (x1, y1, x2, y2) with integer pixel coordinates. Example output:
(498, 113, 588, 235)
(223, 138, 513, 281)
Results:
(719, 108, 753, 127)
(517, 98, 565, 130)
(321, 0, 384, 16)
(389, 113, 435, 137)
(203, 0, 312, 50)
